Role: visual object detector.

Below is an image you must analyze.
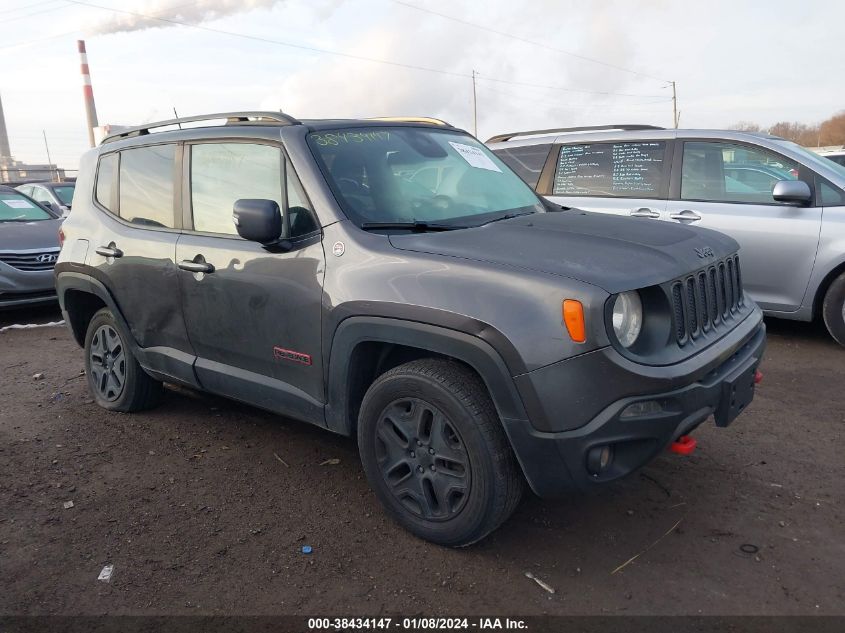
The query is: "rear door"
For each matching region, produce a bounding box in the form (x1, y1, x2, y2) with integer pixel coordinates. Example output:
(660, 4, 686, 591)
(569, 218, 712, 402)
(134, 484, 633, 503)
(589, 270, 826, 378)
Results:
(175, 140, 325, 424)
(541, 139, 671, 220)
(89, 144, 198, 385)
(666, 140, 822, 312)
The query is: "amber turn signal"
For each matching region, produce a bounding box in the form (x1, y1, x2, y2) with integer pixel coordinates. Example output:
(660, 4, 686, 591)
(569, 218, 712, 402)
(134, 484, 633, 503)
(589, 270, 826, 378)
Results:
(562, 299, 586, 343)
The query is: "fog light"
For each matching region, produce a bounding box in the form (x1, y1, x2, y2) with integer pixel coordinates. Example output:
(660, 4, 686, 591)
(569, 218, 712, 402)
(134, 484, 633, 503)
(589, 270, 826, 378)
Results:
(587, 445, 614, 476)
(620, 400, 664, 419)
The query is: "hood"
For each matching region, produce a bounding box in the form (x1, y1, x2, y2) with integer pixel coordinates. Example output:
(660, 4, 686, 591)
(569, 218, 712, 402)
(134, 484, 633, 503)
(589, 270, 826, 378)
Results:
(0, 218, 62, 252)
(388, 211, 739, 294)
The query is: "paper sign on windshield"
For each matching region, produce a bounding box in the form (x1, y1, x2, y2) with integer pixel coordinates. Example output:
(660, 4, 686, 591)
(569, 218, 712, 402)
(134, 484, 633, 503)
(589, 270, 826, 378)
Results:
(448, 142, 502, 173)
(3, 199, 35, 209)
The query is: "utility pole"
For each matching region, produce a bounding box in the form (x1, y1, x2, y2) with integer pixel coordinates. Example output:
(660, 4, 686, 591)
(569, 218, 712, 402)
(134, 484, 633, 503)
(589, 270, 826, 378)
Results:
(472, 69, 478, 137)
(42, 130, 55, 182)
(671, 80, 678, 129)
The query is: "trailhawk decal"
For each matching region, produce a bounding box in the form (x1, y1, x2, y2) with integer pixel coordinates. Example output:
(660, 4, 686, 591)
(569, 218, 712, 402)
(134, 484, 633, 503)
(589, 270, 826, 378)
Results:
(273, 347, 313, 366)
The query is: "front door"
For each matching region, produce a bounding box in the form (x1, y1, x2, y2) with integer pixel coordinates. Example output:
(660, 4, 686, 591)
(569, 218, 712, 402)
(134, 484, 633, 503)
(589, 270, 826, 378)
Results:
(666, 140, 822, 313)
(175, 141, 325, 424)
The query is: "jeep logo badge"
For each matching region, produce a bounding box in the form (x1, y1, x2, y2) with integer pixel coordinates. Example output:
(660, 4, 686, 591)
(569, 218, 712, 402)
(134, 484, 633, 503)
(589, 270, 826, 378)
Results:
(695, 247, 714, 259)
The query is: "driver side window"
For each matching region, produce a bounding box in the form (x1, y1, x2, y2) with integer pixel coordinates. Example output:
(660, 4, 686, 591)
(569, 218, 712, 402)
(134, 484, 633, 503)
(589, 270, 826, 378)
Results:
(681, 141, 801, 204)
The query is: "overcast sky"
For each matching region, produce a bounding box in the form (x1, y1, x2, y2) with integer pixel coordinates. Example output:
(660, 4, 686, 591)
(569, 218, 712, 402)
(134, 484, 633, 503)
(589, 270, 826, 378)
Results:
(3, 0, 843, 170)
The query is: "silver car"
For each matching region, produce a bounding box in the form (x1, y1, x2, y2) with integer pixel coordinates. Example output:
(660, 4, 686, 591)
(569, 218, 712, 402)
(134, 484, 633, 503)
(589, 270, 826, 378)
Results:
(488, 125, 845, 345)
(16, 181, 75, 217)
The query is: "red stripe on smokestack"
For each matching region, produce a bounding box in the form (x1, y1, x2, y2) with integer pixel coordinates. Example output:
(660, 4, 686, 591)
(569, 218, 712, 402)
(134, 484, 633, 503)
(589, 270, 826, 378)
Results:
(78, 39, 99, 148)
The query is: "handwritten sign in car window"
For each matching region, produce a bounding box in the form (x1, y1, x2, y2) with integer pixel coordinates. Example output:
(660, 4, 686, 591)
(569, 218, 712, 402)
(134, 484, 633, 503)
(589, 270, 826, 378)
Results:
(311, 131, 391, 146)
(553, 142, 665, 198)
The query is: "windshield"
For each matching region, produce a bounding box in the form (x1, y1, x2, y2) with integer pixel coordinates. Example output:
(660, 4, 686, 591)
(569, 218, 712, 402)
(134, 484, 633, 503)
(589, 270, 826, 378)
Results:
(308, 127, 544, 228)
(53, 185, 75, 205)
(773, 139, 845, 181)
(0, 191, 53, 222)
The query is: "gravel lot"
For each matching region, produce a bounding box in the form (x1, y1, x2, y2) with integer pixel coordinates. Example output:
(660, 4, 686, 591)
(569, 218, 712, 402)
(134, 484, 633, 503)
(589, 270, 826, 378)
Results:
(1, 306, 843, 616)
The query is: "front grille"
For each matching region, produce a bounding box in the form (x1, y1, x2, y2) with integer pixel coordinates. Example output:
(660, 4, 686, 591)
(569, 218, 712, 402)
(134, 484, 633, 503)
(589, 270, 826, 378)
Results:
(0, 250, 59, 272)
(670, 254, 743, 346)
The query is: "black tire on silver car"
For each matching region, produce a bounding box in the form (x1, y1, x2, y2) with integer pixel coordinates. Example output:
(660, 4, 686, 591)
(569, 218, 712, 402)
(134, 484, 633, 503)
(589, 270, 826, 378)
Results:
(358, 358, 524, 546)
(84, 308, 162, 411)
(822, 271, 845, 347)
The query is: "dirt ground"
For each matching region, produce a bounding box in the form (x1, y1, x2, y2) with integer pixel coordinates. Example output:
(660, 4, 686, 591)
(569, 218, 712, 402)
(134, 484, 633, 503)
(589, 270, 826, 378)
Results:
(1, 306, 843, 616)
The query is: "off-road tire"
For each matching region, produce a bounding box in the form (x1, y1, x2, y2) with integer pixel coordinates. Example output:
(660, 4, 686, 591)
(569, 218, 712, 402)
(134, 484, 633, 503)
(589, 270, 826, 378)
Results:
(358, 358, 524, 546)
(83, 308, 162, 411)
(822, 272, 845, 347)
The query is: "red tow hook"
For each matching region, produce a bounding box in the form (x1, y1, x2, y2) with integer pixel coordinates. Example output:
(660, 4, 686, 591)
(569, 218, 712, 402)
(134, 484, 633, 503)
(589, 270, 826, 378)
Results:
(670, 435, 697, 455)
(754, 370, 763, 384)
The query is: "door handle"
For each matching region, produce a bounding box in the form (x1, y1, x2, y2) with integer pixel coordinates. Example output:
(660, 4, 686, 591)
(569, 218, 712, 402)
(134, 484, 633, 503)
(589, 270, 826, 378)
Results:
(178, 259, 215, 274)
(629, 207, 661, 219)
(669, 210, 702, 222)
(95, 244, 123, 258)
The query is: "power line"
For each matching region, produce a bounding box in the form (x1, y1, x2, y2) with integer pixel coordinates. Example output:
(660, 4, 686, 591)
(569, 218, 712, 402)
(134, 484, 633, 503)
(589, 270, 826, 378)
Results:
(0, 0, 71, 24)
(388, 0, 670, 84)
(0, 0, 61, 16)
(61, 0, 665, 99)
(476, 74, 663, 98)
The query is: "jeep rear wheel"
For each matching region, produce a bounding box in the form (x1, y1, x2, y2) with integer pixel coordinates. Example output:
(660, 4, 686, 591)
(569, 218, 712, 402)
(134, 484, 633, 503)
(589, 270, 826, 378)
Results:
(822, 271, 845, 347)
(358, 358, 523, 546)
(84, 308, 162, 411)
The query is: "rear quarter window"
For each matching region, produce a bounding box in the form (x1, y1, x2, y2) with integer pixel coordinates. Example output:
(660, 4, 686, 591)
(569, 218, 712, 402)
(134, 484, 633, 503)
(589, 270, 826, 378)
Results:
(492, 143, 552, 188)
(552, 141, 666, 198)
(95, 153, 118, 212)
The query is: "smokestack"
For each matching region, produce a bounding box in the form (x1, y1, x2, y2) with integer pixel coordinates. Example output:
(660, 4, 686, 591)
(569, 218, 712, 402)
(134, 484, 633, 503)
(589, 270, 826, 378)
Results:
(0, 93, 11, 158)
(78, 40, 99, 148)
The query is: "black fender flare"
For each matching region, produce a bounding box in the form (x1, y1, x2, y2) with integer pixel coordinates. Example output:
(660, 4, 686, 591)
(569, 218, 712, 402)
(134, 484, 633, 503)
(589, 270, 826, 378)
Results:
(55, 269, 135, 348)
(324, 316, 530, 436)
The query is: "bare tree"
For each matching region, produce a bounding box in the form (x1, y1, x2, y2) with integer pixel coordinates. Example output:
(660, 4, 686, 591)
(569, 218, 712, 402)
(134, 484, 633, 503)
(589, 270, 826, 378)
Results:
(730, 121, 762, 133)
(728, 111, 845, 147)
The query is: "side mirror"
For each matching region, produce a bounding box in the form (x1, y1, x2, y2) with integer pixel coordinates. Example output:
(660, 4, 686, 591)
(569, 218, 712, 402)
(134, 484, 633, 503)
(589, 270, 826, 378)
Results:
(233, 199, 283, 244)
(772, 180, 812, 205)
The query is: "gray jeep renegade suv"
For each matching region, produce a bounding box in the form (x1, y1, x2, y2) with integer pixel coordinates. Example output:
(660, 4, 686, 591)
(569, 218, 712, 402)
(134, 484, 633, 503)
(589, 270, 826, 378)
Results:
(56, 112, 766, 546)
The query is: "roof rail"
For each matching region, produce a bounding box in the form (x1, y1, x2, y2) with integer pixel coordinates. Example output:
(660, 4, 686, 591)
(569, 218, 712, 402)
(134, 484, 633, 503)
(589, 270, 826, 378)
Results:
(368, 116, 453, 127)
(101, 111, 301, 144)
(486, 124, 665, 144)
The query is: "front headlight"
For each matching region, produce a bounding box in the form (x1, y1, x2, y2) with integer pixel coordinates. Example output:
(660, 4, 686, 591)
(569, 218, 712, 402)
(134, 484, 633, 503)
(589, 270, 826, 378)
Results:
(612, 291, 643, 348)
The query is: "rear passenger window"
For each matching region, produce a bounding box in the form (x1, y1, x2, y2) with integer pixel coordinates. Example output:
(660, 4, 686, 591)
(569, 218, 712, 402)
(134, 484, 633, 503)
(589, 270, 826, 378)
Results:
(493, 144, 551, 188)
(119, 145, 176, 227)
(190, 143, 282, 235)
(552, 141, 666, 198)
(95, 153, 118, 212)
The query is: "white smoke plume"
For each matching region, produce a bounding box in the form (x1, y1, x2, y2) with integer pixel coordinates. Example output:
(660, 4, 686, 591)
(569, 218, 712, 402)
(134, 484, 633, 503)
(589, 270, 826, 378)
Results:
(88, 0, 298, 35)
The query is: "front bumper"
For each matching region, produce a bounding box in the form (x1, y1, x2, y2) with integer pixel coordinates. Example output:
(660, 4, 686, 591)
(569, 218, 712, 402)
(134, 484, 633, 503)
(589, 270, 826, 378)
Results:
(503, 312, 766, 497)
(0, 266, 57, 310)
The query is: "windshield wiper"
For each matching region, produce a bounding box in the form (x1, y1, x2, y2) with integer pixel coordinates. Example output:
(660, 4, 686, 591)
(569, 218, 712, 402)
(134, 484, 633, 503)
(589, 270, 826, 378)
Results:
(360, 221, 464, 232)
(475, 210, 536, 226)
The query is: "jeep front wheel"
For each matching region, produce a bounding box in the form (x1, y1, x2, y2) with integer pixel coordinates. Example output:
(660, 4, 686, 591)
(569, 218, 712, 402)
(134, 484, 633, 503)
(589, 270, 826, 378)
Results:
(357, 358, 523, 546)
